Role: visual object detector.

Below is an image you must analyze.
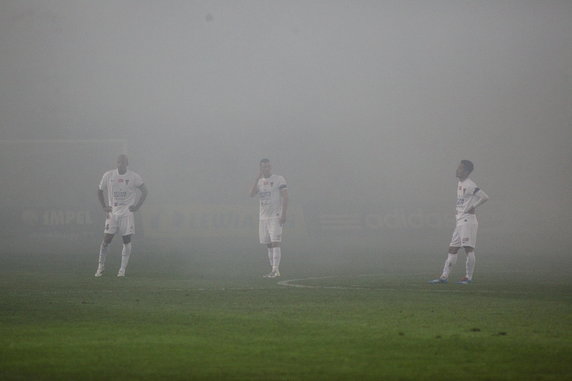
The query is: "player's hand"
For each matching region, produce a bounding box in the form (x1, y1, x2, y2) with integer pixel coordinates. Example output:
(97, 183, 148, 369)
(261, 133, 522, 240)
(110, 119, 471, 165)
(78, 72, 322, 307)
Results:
(103, 206, 112, 213)
(129, 205, 139, 212)
(467, 207, 475, 214)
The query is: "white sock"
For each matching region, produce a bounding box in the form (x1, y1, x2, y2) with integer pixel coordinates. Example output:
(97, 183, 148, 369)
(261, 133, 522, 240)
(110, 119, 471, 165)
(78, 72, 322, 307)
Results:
(267, 248, 273, 268)
(441, 253, 458, 280)
(466, 251, 476, 280)
(98, 242, 109, 268)
(272, 247, 281, 272)
(120, 243, 132, 272)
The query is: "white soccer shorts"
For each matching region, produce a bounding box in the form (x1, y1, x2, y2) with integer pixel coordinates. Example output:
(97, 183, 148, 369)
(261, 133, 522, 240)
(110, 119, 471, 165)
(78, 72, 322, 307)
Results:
(259, 218, 283, 244)
(104, 213, 135, 236)
(449, 216, 478, 248)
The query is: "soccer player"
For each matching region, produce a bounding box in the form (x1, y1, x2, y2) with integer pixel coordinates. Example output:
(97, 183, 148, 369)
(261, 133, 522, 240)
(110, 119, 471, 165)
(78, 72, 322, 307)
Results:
(94, 154, 148, 277)
(429, 160, 489, 284)
(250, 159, 288, 278)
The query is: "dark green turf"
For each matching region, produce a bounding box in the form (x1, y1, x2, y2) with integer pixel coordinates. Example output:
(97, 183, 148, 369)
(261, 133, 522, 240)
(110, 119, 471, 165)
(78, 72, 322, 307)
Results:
(0, 251, 571, 380)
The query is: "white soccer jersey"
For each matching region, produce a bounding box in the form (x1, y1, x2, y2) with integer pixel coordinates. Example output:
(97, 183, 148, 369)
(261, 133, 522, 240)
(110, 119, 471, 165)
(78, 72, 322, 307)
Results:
(257, 174, 287, 220)
(99, 169, 144, 216)
(456, 178, 483, 222)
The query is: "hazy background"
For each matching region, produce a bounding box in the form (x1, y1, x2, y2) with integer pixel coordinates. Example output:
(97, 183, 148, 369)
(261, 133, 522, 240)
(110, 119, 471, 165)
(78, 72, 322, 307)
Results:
(1, 1, 571, 273)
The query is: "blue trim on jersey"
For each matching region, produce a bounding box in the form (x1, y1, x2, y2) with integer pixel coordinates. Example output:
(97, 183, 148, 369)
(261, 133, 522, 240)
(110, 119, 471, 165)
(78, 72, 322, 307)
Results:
(473, 187, 480, 195)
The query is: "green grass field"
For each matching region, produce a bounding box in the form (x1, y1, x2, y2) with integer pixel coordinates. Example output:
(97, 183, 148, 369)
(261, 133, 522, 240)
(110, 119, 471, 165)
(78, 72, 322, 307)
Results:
(1, 249, 571, 380)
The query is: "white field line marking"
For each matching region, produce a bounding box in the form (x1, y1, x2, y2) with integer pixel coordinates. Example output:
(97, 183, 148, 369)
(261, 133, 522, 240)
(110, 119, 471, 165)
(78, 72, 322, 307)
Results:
(276, 275, 543, 295)
(277, 276, 398, 290)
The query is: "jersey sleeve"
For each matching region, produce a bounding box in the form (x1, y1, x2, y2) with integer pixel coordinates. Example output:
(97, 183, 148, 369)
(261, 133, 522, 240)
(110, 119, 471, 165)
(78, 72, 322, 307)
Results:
(465, 182, 477, 195)
(278, 176, 287, 191)
(98, 172, 109, 190)
(134, 173, 144, 188)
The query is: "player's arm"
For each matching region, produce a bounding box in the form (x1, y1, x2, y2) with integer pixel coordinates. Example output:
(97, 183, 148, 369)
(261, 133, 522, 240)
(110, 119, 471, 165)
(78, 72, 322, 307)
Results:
(466, 188, 489, 214)
(279, 187, 288, 225)
(98, 189, 111, 213)
(130, 184, 148, 212)
(98, 173, 112, 213)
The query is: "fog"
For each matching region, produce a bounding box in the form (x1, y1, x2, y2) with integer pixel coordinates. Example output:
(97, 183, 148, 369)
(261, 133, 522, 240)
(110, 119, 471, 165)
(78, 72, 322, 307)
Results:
(1, 1, 571, 271)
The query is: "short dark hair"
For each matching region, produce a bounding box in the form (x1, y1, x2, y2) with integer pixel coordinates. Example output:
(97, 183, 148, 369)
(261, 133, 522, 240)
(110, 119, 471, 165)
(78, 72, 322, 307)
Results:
(260, 158, 270, 164)
(461, 160, 474, 174)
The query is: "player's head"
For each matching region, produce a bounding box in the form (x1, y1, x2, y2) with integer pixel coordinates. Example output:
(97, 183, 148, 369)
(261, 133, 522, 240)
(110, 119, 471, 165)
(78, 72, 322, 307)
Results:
(117, 154, 129, 172)
(457, 160, 473, 179)
(260, 158, 272, 178)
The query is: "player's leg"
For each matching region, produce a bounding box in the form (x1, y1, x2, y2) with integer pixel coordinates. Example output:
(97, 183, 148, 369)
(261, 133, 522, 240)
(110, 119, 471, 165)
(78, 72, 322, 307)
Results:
(266, 244, 273, 270)
(268, 219, 283, 277)
(457, 221, 478, 284)
(429, 227, 460, 283)
(117, 214, 135, 277)
(95, 215, 118, 277)
(117, 235, 132, 277)
(260, 220, 274, 277)
(270, 242, 281, 276)
(441, 246, 460, 280)
(95, 234, 114, 277)
(457, 247, 475, 284)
